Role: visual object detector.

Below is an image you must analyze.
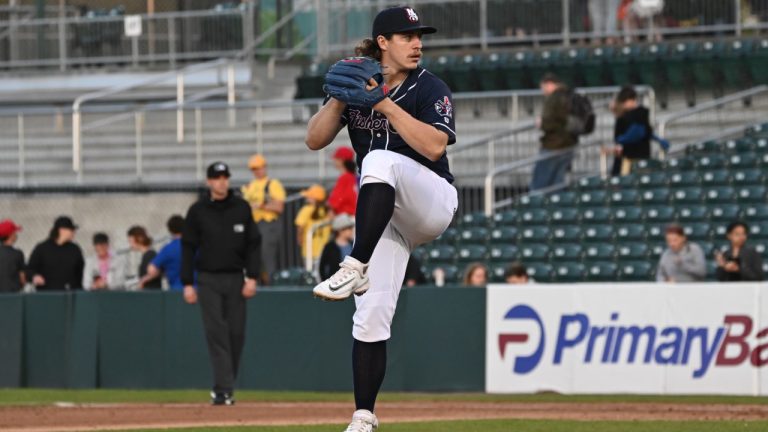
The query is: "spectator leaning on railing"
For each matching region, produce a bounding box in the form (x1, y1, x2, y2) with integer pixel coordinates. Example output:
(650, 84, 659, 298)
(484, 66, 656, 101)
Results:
(715, 221, 765, 282)
(656, 224, 707, 283)
(0, 219, 25, 293)
(82, 232, 126, 291)
(27, 216, 85, 291)
(140, 214, 185, 291)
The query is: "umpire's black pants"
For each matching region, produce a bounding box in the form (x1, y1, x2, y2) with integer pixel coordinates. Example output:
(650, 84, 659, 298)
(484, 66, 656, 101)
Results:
(197, 271, 246, 394)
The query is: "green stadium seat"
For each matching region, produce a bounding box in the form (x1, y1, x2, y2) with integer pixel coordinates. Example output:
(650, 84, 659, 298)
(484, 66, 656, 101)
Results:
(637, 172, 669, 189)
(520, 208, 550, 224)
(490, 226, 519, 244)
(641, 188, 671, 205)
(520, 244, 551, 261)
(271, 267, 317, 286)
(615, 224, 647, 241)
(747, 122, 768, 137)
(550, 208, 580, 225)
(457, 245, 489, 263)
(434, 227, 458, 245)
(578, 190, 608, 207)
(684, 222, 713, 241)
(502, 51, 535, 90)
(691, 40, 724, 91)
(584, 244, 616, 261)
(761, 153, 768, 166)
(644, 206, 676, 223)
(547, 191, 579, 207)
(576, 176, 606, 190)
(750, 222, 768, 239)
(756, 243, 768, 259)
(667, 156, 696, 171)
(706, 261, 719, 279)
(687, 140, 722, 155)
(619, 261, 655, 281)
(710, 204, 742, 222)
(749, 39, 768, 84)
(477, 53, 504, 92)
(423, 264, 461, 284)
(586, 262, 618, 282)
(493, 210, 519, 226)
(610, 189, 640, 206)
(427, 245, 457, 264)
(636, 44, 670, 107)
(646, 223, 668, 239)
(609, 173, 638, 189)
(730, 152, 760, 169)
(704, 186, 737, 203)
(582, 225, 615, 243)
(488, 263, 508, 282)
(518, 194, 547, 208)
(723, 39, 754, 89)
(673, 187, 704, 204)
(551, 244, 584, 262)
(612, 206, 643, 223)
(743, 204, 768, 221)
(713, 224, 728, 238)
(520, 226, 551, 242)
(617, 243, 650, 261)
(611, 44, 642, 85)
(526, 262, 553, 282)
(696, 154, 729, 170)
(738, 186, 768, 203)
(700, 169, 732, 187)
(634, 159, 665, 172)
(723, 138, 754, 154)
(648, 242, 666, 259)
(553, 262, 587, 283)
(551, 225, 582, 243)
(449, 54, 481, 92)
(677, 205, 710, 222)
(699, 241, 716, 256)
(668, 171, 701, 188)
(459, 227, 489, 245)
(412, 246, 429, 263)
(754, 137, 768, 153)
(489, 245, 519, 263)
(582, 46, 611, 87)
(460, 211, 490, 227)
(582, 207, 612, 224)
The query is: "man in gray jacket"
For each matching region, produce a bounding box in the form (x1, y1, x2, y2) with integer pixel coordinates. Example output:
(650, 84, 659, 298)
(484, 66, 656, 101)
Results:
(657, 224, 707, 283)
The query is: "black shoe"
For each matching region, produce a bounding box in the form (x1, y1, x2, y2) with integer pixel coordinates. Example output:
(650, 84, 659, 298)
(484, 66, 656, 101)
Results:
(210, 391, 235, 406)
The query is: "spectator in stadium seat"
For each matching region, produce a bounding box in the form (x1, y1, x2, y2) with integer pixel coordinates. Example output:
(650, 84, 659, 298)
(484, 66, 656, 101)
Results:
(319, 213, 356, 280)
(140, 214, 185, 291)
(0, 219, 25, 293)
(504, 262, 531, 284)
(403, 255, 427, 287)
(531, 74, 576, 192)
(241, 154, 286, 284)
(328, 147, 359, 216)
(126, 226, 160, 290)
(295, 184, 331, 266)
(463, 262, 488, 287)
(715, 221, 765, 282)
(27, 216, 85, 291)
(656, 224, 706, 283)
(83, 232, 126, 291)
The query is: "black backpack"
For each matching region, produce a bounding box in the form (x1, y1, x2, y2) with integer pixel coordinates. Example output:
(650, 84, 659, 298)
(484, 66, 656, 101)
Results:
(567, 92, 596, 136)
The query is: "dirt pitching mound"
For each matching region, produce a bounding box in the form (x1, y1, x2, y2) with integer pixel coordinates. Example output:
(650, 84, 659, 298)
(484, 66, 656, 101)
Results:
(2, 400, 767, 432)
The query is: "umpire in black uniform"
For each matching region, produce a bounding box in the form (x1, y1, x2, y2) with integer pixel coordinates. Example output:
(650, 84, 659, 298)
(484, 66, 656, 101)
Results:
(181, 161, 262, 406)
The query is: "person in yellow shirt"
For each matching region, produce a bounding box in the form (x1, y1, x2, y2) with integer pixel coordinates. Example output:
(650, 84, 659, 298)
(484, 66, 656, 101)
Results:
(294, 184, 331, 265)
(241, 154, 286, 284)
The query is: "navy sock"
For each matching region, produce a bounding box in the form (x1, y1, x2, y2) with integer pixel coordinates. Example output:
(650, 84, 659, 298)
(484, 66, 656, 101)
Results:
(352, 339, 387, 412)
(350, 183, 395, 264)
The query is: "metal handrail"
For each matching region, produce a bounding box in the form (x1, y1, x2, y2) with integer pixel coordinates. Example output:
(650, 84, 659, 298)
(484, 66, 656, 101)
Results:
(657, 85, 768, 139)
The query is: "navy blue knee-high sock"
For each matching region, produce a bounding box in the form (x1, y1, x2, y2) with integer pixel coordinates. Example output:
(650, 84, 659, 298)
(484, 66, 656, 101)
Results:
(352, 339, 387, 412)
(350, 183, 395, 264)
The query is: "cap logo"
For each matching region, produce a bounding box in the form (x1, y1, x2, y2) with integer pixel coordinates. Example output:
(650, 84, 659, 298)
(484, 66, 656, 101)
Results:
(405, 7, 419, 22)
(216, 163, 226, 171)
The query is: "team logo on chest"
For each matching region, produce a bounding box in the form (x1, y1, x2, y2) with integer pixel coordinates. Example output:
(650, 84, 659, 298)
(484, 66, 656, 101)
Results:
(435, 96, 453, 118)
(405, 7, 419, 22)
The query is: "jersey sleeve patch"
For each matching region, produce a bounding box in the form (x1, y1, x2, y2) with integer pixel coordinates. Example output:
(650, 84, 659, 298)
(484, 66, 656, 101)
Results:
(416, 76, 457, 145)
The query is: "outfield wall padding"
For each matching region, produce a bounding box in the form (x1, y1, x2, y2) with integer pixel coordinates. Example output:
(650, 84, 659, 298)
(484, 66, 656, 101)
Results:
(0, 288, 485, 391)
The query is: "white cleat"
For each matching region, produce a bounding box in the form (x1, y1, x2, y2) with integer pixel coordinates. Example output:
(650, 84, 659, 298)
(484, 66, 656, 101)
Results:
(313, 256, 370, 301)
(343, 409, 379, 432)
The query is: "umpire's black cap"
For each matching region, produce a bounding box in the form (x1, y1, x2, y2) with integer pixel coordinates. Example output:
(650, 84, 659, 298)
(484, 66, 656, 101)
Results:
(372, 6, 437, 39)
(206, 161, 231, 179)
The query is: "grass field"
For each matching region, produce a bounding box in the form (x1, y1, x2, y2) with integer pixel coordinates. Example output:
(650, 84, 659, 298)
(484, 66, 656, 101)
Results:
(1, 389, 767, 432)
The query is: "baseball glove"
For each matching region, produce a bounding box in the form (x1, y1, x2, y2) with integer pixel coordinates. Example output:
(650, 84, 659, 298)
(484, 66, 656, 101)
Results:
(323, 57, 389, 107)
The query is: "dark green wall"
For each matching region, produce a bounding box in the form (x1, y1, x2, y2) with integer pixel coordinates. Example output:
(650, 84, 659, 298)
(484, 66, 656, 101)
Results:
(0, 287, 485, 391)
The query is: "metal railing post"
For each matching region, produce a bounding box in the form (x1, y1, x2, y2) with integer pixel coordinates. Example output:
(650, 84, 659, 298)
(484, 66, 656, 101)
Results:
(735, 0, 742, 37)
(17, 114, 25, 187)
(58, 15, 66, 71)
(168, 16, 176, 68)
(72, 108, 82, 183)
(227, 63, 236, 127)
(177, 72, 184, 143)
(561, 0, 571, 47)
(195, 107, 203, 181)
(318, 146, 326, 180)
(484, 170, 495, 217)
(255, 105, 264, 154)
(479, 0, 488, 51)
(135, 111, 144, 181)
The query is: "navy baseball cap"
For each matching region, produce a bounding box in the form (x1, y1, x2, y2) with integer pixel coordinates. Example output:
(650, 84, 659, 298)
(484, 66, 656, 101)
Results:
(206, 161, 231, 179)
(372, 6, 437, 39)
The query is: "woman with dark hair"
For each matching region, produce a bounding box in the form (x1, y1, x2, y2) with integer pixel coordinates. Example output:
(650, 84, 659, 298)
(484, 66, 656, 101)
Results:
(27, 216, 84, 291)
(716, 221, 765, 282)
(328, 146, 359, 216)
(127, 225, 160, 289)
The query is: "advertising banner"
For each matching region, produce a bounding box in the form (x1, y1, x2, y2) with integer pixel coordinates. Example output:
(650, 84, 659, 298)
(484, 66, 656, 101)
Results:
(486, 283, 768, 395)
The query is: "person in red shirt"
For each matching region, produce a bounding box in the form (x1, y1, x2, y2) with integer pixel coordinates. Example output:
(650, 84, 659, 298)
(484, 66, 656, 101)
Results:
(328, 147, 359, 216)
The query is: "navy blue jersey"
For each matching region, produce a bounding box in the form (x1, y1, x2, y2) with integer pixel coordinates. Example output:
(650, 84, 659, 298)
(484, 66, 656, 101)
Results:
(336, 67, 456, 183)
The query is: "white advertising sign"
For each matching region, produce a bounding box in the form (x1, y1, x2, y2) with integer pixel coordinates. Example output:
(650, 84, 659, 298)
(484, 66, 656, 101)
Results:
(124, 15, 143, 37)
(486, 283, 768, 395)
